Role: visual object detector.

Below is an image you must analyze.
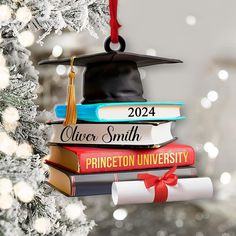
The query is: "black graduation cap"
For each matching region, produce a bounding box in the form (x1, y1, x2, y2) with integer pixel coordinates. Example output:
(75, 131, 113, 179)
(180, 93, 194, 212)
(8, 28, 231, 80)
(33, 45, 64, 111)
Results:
(39, 36, 182, 104)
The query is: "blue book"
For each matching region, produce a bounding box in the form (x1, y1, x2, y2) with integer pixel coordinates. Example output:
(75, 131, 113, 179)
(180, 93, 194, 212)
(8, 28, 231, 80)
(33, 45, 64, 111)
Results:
(55, 102, 185, 123)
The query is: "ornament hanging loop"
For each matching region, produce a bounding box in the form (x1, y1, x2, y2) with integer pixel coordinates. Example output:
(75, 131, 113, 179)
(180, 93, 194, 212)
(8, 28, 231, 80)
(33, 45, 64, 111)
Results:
(107, 0, 124, 52)
(104, 36, 126, 52)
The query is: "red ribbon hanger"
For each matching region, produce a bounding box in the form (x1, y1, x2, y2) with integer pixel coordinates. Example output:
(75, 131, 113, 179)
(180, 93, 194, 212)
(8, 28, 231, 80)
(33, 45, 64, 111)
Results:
(109, 0, 121, 43)
(138, 166, 178, 202)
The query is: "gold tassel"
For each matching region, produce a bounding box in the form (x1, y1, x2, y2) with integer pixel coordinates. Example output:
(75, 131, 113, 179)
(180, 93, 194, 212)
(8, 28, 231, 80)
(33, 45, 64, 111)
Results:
(63, 56, 77, 126)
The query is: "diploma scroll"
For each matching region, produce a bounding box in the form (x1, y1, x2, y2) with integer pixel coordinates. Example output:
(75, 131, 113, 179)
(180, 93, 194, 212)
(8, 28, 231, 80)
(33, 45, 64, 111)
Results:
(112, 177, 213, 205)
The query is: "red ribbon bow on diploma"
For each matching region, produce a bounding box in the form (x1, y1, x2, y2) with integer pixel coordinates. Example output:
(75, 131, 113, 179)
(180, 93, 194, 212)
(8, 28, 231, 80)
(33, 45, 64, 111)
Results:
(109, 0, 121, 43)
(138, 166, 178, 203)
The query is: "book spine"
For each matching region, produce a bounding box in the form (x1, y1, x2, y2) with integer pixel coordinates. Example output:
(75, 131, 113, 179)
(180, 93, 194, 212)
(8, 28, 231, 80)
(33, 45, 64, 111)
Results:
(55, 104, 98, 121)
(78, 145, 195, 173)
(47, 181, 111, 197)
(72, 182, 111, 196)
(72, 167, 197, 183)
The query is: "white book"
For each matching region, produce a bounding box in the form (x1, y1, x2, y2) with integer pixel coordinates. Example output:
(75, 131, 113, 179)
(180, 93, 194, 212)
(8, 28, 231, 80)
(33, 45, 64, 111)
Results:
(55, 102, 184, 122)
(98, 104, 181, 121)
(49, 121, 176, 147)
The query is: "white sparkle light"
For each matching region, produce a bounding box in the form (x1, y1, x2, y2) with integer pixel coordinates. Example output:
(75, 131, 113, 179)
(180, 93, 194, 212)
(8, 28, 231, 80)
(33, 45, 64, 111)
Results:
(207, 90, 218, 102)
(14, 181, 34, 203)
(34, 217, 51, 234)
(65, 203, 85, 220)
(113, 208, 128, 221)
(0, 178, 12, 194)
(201, 97, 212, 109)
(203, 142, 214, 153)
(208, 146, 219, 159)
(52, 45, 63, 57)
(16, 6, 32, 24)
(0, 54, 6, 67)
(204, 142, 219, 159)
(18, 31, 35, 47)
(56, 65, 66, 76)
(2, 106, 20, 124)
(0, 66, 10, 90)
(175, 219, 184, 228)
(3, 120, 18, 132)
(0, 132, 18, 155)
(0, 194, 13, 209)
(16, 142, 33, 159)
(218, 70, 229, 81)
(0, 5, 11, 22)
(220, 172, 231, 185)
(186, 15, 197, 26)
(146, 48, 157, 56)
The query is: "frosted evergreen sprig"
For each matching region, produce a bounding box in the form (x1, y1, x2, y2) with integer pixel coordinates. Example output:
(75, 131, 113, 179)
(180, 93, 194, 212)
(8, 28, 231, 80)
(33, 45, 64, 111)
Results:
(0, 0, 109, 44)
(0, 0, 107, 234)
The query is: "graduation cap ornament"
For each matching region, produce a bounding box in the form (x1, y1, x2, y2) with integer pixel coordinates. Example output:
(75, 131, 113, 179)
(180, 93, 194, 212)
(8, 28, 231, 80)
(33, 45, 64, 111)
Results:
(39, 1, 182, 125)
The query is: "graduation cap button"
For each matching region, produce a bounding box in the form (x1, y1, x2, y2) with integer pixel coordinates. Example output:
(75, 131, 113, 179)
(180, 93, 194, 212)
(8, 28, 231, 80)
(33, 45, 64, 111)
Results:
(104, 36, 126, 53)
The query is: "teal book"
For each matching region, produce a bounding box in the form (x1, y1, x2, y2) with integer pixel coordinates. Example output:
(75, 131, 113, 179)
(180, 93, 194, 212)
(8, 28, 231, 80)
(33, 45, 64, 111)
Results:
(55, 102, 185, 123)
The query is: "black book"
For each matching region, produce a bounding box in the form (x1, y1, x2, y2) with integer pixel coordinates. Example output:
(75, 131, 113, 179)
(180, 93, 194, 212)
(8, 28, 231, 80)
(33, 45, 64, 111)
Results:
(47, 164, 197, 197)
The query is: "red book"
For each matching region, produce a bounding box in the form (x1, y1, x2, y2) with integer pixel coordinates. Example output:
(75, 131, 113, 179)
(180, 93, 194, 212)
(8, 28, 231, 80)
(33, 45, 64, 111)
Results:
(46, 143, 195, 174)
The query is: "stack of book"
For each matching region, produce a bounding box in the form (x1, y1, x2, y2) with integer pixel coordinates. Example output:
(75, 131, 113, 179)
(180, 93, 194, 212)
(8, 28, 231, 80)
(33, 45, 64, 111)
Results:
(46, 102, 213, 205)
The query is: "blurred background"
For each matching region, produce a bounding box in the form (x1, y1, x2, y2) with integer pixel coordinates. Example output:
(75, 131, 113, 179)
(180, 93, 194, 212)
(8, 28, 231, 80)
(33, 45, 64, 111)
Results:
(31, 0, 236, 235)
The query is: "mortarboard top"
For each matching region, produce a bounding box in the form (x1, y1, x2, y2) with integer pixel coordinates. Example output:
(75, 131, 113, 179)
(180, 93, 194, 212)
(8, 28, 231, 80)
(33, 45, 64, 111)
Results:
(38, 52, 182, 68)
(39, 36, 183, 104)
